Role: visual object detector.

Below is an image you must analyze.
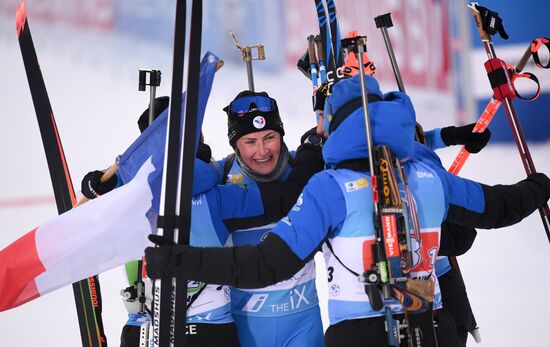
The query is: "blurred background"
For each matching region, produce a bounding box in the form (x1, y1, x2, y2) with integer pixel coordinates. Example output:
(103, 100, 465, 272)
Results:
(0, 0, 549, 346)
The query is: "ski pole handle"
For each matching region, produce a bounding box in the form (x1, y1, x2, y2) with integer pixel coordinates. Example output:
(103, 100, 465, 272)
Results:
(468, 3, 491, 42)
(139, 69, 162, 124)
(307, 35, 319, 88)
(74, 164, 119, 207)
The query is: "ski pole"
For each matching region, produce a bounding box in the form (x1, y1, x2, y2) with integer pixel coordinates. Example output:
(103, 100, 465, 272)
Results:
(448, 41, 542, 175)
(314, 35, 327, 83)
(374, 12, 482, 343)
(374, 13, 405, 93)
(231, 32, 265, 91)
(468, 2, 550, 242)
(375, 13, 428, 145)
(343, 35, 440, 347)
(137, 68, 163, 315)
(139, 69, 162, 125)
(307, 35, 322, 123)
(341, 34, 389, 304)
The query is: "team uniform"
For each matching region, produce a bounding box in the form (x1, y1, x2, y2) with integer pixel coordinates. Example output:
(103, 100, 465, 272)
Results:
(219, 155, 323, 347)
(145, 74, 550, 346)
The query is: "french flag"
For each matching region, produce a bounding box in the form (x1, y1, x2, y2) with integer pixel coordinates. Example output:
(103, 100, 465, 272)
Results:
(0, 52, 219, 311)
(0, 160, 155, 311)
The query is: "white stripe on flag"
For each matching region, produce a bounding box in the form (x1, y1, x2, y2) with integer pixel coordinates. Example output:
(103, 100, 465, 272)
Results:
(34, 158, 156, 295)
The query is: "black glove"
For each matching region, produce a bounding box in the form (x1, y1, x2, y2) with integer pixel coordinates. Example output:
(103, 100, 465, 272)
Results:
(312, 82, 329, 113)
(475, 4, 509, 40)
(81, 170, 118, 199)
(296, 50, 312, 80)
(527, 172, 550, 201)
(300, 127, 326, 147)
(196, 142, 212, 163)
(291, 141, 324, 181)
(145, 234, 179, 280)
(440, 124, 491, 154)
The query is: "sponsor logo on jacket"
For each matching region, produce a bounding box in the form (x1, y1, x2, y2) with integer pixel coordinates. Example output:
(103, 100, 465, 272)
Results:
(228, 173, 243, 184)
(416, 171, 434, 179)
(344, 177, 369, 192)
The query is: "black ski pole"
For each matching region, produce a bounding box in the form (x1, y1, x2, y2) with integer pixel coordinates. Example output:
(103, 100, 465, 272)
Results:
(468, 2, 550, 242)
(374, 13, 405, 92)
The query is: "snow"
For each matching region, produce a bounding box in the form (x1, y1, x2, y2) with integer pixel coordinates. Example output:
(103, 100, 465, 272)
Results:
(1, 12, 550, 347)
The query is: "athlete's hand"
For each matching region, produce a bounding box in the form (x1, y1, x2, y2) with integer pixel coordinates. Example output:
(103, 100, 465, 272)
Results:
(440, 123, 491, 154)
(81, 170, 117, 199)
(145, 234, 178, 280)
(313, 82, 330, 114)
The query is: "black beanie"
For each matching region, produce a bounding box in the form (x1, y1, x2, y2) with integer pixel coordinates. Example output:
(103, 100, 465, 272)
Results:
(224, 91, 285, 147)
(137, 96, 170, 133)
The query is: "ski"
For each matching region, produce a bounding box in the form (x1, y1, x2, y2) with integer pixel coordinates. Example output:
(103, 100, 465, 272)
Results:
(15, 1, 106, 346)
(152, 0, 203, 346)
(326, 0, 344, 68)
(313, 0, 343, 88)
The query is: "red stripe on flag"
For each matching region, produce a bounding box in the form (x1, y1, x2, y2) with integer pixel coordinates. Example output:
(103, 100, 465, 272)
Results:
(0, 228, 46, 311)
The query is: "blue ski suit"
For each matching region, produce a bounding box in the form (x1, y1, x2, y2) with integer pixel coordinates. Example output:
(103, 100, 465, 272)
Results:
(218, 154, 323, 347)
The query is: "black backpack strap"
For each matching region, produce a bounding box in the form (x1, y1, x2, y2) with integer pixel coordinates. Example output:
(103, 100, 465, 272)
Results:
(335, 159, 371, 172)
(329, 94, 383, 133)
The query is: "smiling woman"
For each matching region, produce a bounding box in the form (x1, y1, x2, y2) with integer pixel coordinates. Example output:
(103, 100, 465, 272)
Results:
(215, 90, 325, 347)
(223, 90, 291, 183)
(236, 130, 281, 175)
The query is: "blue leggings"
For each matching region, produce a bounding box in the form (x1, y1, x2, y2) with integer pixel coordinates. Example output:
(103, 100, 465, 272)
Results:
(233, 306, 323, 347)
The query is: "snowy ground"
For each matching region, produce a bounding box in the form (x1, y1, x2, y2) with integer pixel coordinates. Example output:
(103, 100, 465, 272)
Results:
(1, 12, 550, 347)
